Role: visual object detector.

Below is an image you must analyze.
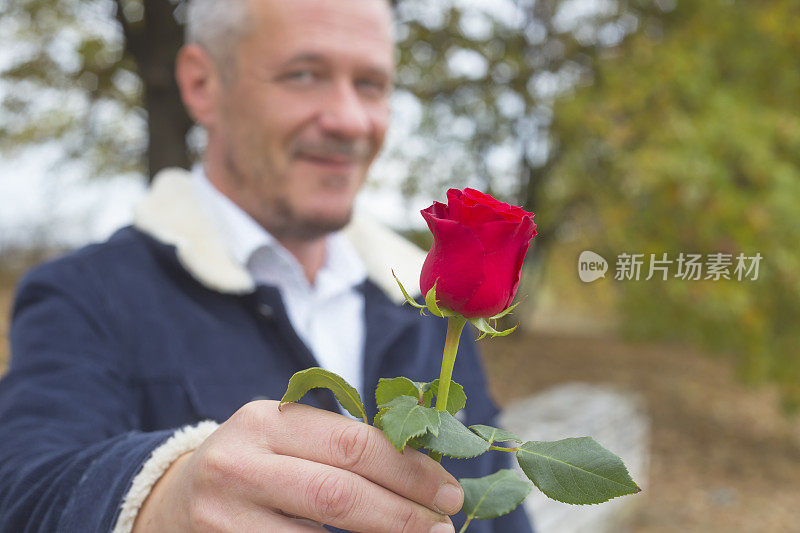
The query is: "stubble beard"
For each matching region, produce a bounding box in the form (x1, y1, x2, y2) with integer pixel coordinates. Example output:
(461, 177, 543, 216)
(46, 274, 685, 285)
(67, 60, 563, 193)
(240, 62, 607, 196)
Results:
(223, 148, 355, 242)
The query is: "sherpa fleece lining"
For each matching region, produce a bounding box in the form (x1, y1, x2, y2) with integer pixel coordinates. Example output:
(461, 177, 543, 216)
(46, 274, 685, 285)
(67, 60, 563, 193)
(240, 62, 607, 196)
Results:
(112, 421, 220, 533)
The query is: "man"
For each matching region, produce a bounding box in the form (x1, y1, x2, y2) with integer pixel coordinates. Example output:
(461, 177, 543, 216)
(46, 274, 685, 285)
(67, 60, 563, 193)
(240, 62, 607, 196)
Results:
(0, 0, 533, 531)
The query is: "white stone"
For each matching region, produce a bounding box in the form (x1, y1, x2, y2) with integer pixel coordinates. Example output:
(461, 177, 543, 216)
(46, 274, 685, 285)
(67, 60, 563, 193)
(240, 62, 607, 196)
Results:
(498, 383, 650, 533)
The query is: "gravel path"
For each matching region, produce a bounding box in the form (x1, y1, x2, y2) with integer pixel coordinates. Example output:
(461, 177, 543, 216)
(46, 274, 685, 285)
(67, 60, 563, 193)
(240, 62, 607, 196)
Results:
(481, 332, 800, 533)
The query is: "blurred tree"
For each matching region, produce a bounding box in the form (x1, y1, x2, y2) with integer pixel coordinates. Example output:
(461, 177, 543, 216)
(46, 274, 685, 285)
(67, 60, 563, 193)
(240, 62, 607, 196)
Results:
(0, 0, 632, 199)
(547, 0, 800, 408)
(390, 0, 638, 270)
(0, 0, 190, 181)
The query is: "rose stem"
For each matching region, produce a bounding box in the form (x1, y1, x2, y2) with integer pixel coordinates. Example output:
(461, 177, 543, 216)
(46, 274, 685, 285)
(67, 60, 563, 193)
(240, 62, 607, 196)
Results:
(458, 516, 473, 533)
(429, 316, 467, 463)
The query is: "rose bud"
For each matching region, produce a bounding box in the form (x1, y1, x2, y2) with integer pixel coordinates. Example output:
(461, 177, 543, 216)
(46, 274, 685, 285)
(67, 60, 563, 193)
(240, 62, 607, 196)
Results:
(420, 188, 537, 318)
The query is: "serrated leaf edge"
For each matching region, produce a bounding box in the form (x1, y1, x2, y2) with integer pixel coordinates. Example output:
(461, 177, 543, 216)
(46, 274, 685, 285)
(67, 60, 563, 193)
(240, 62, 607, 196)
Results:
(380, 396, 441, 451)
(461, 470, 532, 520)
(517, 440, 641, 505)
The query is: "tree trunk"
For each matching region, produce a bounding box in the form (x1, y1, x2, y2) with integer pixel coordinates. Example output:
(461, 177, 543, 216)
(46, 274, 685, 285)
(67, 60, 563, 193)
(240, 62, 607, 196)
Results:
(117, 0, 193, 182)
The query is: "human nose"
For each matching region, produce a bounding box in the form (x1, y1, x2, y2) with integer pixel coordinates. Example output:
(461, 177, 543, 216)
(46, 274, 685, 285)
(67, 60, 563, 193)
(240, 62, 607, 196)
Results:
(317, 80, 372, 139)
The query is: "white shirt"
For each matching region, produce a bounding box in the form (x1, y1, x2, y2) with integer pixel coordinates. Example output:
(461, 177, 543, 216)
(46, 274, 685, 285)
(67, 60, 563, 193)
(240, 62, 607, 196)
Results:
(190, 165, 368, 405)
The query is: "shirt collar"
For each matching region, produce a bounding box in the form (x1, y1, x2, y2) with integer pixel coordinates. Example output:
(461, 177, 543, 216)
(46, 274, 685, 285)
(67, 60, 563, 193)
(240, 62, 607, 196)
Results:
(190, 164, 366, 295)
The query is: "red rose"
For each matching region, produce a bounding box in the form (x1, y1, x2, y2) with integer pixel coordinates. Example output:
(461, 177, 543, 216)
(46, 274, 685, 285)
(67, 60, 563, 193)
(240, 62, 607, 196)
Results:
(419, 188, 537, 318)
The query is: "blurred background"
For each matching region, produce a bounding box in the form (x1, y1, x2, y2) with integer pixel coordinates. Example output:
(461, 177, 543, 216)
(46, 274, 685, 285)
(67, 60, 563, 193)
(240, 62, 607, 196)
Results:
(1, 0, 799, 531)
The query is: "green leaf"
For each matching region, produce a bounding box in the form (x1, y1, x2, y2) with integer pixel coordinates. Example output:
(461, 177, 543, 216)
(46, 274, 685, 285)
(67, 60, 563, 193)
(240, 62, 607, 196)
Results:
(427, 379, 467, 415)
(418, 411, 490, 458)
(392, 270, 427, 313)
(280, 367, 367, 423)
(406, 435, 425, 450)
(372, 409, 385, 430)
(379, 396, 441, 451)
(469, 425, 523, 445)
(516, 437, 641, 505)
(459, 469, 532, 520)
(376, 377, 422, 407)
(420, 381, 435, 407)
(468, 317, 518, 339)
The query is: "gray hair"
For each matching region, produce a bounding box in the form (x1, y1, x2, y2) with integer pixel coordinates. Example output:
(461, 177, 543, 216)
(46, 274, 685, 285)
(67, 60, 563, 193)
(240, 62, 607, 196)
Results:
(185, 0, 253, 81)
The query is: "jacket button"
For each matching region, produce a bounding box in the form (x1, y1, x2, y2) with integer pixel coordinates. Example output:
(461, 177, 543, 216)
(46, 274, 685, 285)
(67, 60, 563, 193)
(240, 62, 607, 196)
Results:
(258, 304, 274, 319)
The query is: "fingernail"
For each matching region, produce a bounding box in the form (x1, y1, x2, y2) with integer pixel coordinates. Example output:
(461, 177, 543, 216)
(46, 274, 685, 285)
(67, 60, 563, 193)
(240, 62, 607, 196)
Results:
(434, 483, 463, 515)
(430, 521, 455, 533)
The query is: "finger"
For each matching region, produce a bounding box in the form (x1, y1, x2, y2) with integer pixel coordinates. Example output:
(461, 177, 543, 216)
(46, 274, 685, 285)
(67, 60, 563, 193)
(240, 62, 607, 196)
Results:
(187, 501, 327, 532)
(264, 402, 464, 515)
(259, 454, 455, 533)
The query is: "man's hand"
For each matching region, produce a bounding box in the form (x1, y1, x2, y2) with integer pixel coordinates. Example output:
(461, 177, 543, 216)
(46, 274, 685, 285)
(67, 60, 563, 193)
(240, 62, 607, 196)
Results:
(133, 401, 463, 532)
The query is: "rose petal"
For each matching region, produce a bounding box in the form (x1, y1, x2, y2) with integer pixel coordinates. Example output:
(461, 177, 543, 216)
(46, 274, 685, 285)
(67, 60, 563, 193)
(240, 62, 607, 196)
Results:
(425, 201, 448, 219)
(462, 188, 533, 223)
(419, 190, 538, 318)
(456, 220, 534, 316)
(448, 189, 506, 226)
(420, 210, 486, 312)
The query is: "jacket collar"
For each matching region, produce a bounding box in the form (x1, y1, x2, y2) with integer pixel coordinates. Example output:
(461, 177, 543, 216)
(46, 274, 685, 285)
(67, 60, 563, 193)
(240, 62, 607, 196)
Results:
(132, 167, 425, 304)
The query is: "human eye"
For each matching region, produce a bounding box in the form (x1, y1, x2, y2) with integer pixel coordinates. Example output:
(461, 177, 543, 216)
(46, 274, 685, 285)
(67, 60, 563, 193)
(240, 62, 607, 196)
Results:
(281, 69, 318, 85)
(356, 77, 390, 98)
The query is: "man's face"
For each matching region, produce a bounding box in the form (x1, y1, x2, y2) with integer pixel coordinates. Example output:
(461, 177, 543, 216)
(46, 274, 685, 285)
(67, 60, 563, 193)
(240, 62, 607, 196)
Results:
(209, 0, 394, 240)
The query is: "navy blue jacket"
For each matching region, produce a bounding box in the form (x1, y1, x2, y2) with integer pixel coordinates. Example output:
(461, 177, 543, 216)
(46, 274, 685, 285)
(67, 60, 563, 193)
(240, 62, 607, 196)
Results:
(0, 197, 533, 532)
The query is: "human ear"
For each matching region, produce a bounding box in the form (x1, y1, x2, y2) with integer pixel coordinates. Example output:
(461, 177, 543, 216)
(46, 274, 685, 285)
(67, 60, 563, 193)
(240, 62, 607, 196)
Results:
(175, 44, 222, 127)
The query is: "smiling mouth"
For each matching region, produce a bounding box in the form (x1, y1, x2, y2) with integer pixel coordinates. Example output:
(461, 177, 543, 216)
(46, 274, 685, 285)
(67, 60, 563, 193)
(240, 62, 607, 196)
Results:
(297, 154, 359, 172)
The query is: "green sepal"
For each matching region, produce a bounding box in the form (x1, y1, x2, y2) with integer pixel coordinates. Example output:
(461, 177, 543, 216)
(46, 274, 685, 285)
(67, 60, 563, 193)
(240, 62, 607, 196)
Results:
(468, 317, 518, 340)
(459, 469, 532, 520)
(488, 299, 524, 321)
(469, 424, 523, 445)
(424, 282, 456, 318)
(378, 396, 441, 451)
(417, 411, 490, 458)
(280, 367, 367, 423)
(392, 270, 427, 314)
(516, 437, 641, 505)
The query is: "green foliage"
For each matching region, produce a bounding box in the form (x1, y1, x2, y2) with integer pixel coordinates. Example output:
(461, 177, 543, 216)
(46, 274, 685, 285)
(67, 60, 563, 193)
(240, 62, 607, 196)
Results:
(459, 469, 532, 521)
(375, 376, 422, 406)
(280, 367, 367, 423)
(425, 379, 466, 415)
(417, 411, 490, 458)
(516, 437, 640, 505)
(377, 395, 441, 451)
(548, 0, 800, 408)
(374, 376, 466, 415)
(468, 424, 522, 445)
